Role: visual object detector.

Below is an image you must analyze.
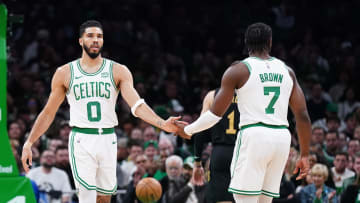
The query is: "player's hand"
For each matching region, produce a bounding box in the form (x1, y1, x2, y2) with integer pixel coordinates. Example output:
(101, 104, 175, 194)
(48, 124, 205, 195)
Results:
(293, 156, 310, 180)
(162, 116, 183, 132)
(174, 120, 192, 140)
(191, 163, 205, 186)
(21, 141, 33, 173)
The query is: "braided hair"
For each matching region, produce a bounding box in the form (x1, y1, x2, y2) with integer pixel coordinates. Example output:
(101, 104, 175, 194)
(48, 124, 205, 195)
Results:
(245, 23, 272, 54)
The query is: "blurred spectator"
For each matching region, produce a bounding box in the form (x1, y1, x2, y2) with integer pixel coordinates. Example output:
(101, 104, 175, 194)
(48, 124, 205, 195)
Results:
(354, 125, 360, 140)
(343, 153, 360, 190)
(342, 113, 357, 139)
(313, 103, 346, 132)
(58, 121, 71, 144)
(307, 83, 329, 122)
(143, 126, 158, 142)
(130, 128, 143, 140)
(8, 121, 24, 143)
(338, 132, 348, 152)
(338, 87, 360, 120)
(341, 155, 360, 203)
(323, 131, 339, 165)
(144, 140, 159, 162)
(135, 154, 148, 170)
(311, 126, 326, 146)
(159, 138, 175, 156)
(47, 138, 63, 152)
(331, 152, 355, 195)
(347, 140, 360, 158)
(117, 137, 129, 163)
(27, 150, 71, 203)
(329, 71, 349, 103)
(326, 116, 341, 133)
(299, 164, 337, 203)
(120, 139, 142, 186)
(55, 146, 74, 189)
(164, 156, 206, 203)
(273, 175, 297, 203)
(122, 166, 146, 203)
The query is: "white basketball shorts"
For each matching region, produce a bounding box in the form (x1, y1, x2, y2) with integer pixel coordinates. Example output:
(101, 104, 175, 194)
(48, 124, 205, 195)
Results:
(228, 123, 291, 198)
(68, 127, 117, 195)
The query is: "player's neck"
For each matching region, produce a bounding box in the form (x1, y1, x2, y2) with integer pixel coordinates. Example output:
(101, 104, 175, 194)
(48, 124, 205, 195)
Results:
(80, 53, 103, 69)
(249, 52, 271, 60)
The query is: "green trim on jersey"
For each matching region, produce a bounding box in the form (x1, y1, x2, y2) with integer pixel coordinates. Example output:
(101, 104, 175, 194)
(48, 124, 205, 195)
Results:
(109, 60, 117, 90)
(72, 127, 114, 134)
(69, 132, 97, 190)
(240, 122, 287, 131)
(67, 62, 74, 95)
(241, 61, 252, 74)
(249, 56, 275, 61)
(231, 130, 242, 178)
(77, 58, 106, 76)
(228, 188, 262, 195)
(70, 132, 116, 193)
(96, 184, 117, 194)
(261, 190, 280, 198)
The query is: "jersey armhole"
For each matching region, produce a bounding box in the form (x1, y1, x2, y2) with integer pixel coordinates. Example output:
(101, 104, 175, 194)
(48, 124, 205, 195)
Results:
(241, 61, 252, 75)
(235, 61, 251, 91)
(66, 62, 74, 95)
(109, 60, 118, 90)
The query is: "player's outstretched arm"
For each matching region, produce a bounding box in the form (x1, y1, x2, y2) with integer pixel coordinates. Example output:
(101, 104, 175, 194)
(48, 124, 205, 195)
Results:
(22, 65, 68, 172)
(176, 63, 247, 138)
(114, 63, 185, 133)
(191, 90, 214, 185)
(288, 67, 311, 180)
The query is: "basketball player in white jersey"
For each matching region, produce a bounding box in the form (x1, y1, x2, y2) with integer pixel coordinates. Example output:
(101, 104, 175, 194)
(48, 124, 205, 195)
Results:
(176, 22, 311, 203)
(21, 20, 184, 203)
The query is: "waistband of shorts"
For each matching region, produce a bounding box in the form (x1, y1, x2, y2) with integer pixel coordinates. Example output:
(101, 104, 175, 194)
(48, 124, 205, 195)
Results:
(240, 122, 288, 130)
(72, 127, 115, 135)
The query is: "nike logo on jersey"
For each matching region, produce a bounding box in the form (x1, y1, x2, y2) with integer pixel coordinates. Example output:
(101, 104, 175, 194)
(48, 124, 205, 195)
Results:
(112, 141, 116, 144)
(75, 76, 83, 79)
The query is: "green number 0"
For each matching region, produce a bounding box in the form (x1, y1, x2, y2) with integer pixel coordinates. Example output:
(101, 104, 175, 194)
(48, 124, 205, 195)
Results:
(87, 101, 101, 121)
(264, 86, 280, 114)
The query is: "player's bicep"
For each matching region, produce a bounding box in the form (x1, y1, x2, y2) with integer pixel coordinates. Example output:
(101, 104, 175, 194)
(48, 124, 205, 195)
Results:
(200, 90, 215, 114)
(210, 67, 238, 116)
(42, 68, 67, 115)
(118, 65, 141, 107)
(288, 69, 308, 115)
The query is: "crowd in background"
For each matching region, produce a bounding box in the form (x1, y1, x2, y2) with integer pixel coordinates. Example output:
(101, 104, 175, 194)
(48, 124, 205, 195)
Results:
(4, 0, 360, 202)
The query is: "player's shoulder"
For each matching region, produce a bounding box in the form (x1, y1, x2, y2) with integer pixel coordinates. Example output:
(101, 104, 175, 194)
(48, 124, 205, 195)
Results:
(111, 61, 132, 75)
(204, 90, 216, 101)
(56, 63, 71, 73)
(110, 60, 128, 71)
(227, 60, 249, 75)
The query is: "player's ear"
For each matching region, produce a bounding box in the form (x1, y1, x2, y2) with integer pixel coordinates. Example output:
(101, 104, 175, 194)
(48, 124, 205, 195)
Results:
(79, 38, 83, 47)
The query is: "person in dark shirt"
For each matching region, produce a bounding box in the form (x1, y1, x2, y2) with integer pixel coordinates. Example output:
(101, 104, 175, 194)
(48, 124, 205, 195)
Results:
(192, 89, 240, 203)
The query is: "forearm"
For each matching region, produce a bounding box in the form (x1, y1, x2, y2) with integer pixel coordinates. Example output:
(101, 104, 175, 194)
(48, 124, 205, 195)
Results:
(135, 103, 166, 129)
(194, 130, 211, 159)
(25, 110, 56, 145)
(295, 111, 311, 157)
(184, 111, 221, 135)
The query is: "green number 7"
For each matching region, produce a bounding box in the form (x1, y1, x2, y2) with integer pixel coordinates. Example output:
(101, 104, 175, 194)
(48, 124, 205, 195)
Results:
(264, 86, 280, 114)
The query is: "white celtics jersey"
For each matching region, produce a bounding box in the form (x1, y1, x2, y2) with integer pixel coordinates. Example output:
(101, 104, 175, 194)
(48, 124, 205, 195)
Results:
(66, 58, 119, 128)
(236, 57, 293, 127)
